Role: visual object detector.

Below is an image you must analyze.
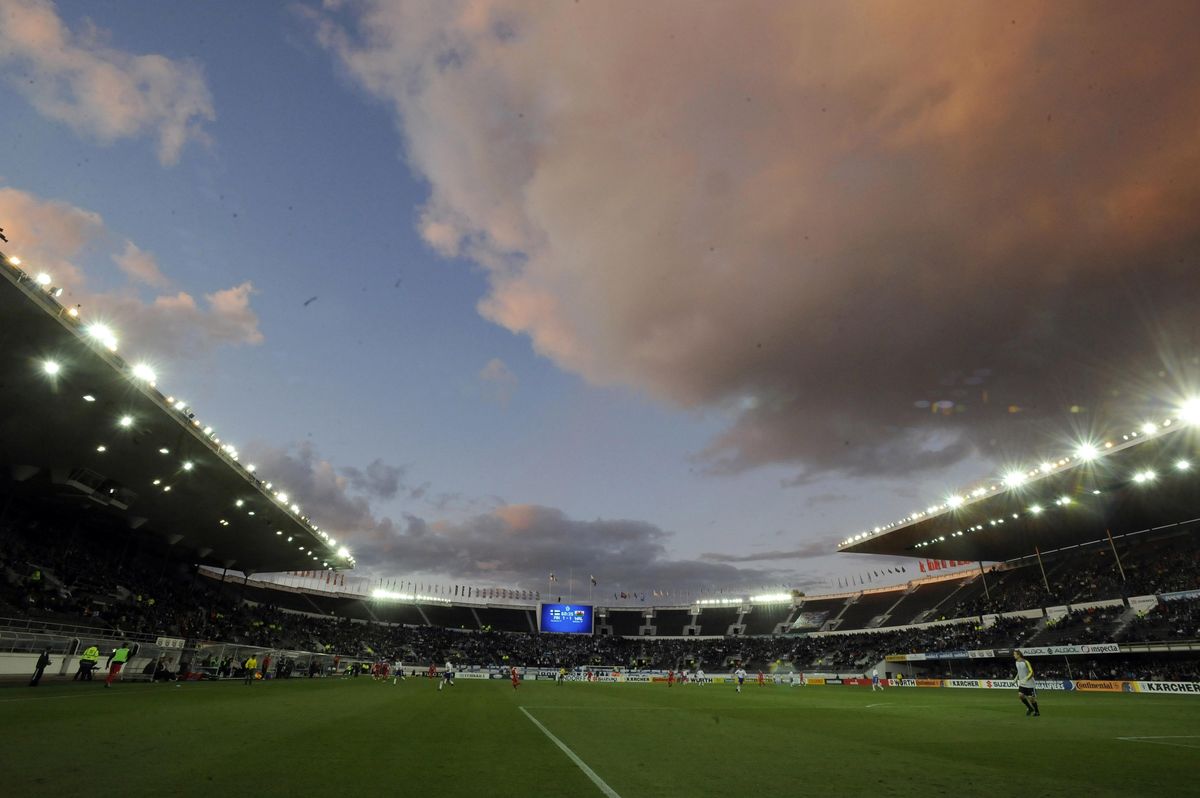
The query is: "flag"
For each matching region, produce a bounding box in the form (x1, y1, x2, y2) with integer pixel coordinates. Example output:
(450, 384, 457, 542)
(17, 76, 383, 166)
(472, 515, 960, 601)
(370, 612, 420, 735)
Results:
(590, 575, 597, 587)
(549, 573, 557, 582)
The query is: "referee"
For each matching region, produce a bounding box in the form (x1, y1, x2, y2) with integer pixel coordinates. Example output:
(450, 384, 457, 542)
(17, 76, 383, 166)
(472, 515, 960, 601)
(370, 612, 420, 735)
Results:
(1014, 651, 1040, 716)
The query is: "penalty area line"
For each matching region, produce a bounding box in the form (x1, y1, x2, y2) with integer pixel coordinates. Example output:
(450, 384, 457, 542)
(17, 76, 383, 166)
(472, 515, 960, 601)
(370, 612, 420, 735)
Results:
(519, 706, 622, 798)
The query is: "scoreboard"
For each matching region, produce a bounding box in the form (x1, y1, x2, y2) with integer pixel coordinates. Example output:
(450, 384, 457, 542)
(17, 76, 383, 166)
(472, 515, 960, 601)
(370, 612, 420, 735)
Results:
(538, 603, 594, 634)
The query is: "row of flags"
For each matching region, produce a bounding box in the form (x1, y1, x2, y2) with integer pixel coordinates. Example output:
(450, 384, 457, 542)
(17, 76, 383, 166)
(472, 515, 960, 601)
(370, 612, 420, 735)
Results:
(919, 559, 974, 573)
(835, 566, 908, 589)
(376, 579, 542, 601)
(289, 570, 345, 586)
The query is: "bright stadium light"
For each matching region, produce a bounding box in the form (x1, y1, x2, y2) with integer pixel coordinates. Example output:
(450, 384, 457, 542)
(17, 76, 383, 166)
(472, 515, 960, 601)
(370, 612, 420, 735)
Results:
(159, 447, 169, 454)
(96, 445, 107, 452)
(35, 272, 51, 285)
(1039, 462, 1054, 474)
(131, 363, 156, 383)
(118, 415, 133, 428)
(1180, 398, 1200, 425)
(86, 323, 118, 351)
(276, 492, 288, 503)
(42, 360, 61, 376)
(947, 495, 964, 508)
(1058, 495, 1072, 506)
(1075, 443, 1099, 461)
(82, 394, 95, 402)
(1133, 470, 1156, 484)
(337, 546, 350, 558)
(182, 461, 194, 471)
(1003, 471, 1027, 488)
(246, 464, 256, 473)
(1177, 460, 1192, 472)
(1141, 422, 1158, 435)
(9, 256, 21, 265)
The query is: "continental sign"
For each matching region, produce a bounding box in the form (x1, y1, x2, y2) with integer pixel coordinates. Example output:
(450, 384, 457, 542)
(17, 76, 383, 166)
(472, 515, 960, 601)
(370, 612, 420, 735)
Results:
(1073, 679, 1127, 692)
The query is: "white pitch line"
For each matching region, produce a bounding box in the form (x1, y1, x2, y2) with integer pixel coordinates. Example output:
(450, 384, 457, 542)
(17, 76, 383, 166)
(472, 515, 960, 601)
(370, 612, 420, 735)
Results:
(519, 706, 623, 798)
(1117, 735, 1200, 750)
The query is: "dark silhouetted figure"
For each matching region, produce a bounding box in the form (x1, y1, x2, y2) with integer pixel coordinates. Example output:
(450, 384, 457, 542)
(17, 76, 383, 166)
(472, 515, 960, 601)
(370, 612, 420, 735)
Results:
(30, 649, 52, 686)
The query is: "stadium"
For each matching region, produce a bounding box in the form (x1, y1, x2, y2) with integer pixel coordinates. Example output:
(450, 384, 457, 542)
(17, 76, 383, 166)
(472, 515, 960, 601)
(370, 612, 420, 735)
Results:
(3, 245, 1199, 795)
(5, 5, 1200, 797)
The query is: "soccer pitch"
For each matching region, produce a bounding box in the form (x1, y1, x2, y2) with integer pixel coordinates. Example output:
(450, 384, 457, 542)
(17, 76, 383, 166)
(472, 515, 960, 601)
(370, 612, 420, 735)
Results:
(3, 679, 1197, 797)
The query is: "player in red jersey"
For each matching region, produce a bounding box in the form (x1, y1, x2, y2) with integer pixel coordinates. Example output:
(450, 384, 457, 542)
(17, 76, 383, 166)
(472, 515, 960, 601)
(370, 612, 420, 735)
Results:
(510, 665, 520, 690)
(428, 663, 437, 680)
(667, 669, 675, 687)
(757, 671, 766, 686)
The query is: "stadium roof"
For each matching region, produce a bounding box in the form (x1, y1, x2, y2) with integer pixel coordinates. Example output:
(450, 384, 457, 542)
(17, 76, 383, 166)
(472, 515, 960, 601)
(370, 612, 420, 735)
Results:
(838, 410, 1200, 563)
(0, 251, 352, 574)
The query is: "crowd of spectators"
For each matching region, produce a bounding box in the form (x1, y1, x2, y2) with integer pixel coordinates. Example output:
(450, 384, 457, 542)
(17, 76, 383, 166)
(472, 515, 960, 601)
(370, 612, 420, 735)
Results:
(3, 497, 1199, 676)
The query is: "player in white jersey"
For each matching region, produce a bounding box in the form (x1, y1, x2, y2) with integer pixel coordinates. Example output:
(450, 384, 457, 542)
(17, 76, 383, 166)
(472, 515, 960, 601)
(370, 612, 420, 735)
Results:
(871, 668, 884, 691)
(1014, 651, 1040, 716)
(438, 661, 455, 691)
(696, 668, 707, 684)
(734, 667, 747, 693)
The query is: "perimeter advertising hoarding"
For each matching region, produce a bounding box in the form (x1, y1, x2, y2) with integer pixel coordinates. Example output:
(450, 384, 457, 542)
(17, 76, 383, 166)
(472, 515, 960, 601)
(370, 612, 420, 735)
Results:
(538, 603, 595, 634)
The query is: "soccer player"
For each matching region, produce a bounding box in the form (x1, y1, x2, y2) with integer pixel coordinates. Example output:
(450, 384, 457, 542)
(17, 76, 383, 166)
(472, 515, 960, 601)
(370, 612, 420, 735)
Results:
(696, 667, 706, 685)
(734, 666, 747, 693)
(438, 661, 455, 691)
(1014, 651, 1040, 716)
(392, 659, 404, 685)
(557, 667, 567, 685)
(510, 665, 520, 690)
(871, 668, 883, 692)
(667, 669, 675, 687)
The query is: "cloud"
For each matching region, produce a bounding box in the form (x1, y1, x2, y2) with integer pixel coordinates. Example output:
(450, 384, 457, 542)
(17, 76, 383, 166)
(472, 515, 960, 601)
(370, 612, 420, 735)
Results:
(113, 240, 169, 288)
(341, 458, 407, 501)
(0, 185, 262, 357)
(316, 1, 1200, 482)
(478, 357, 517, 405)
(700, 538, 839, 564)
(0, 0, 214, 164)
(245, 440, 780, 589)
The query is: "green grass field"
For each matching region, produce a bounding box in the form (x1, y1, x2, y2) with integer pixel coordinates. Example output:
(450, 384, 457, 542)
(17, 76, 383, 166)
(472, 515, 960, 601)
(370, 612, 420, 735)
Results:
(3, 677, 1197, 797)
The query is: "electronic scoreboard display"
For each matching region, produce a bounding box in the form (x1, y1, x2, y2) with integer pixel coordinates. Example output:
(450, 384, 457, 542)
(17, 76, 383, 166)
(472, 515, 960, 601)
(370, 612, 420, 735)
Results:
(538, 603, 594, 634)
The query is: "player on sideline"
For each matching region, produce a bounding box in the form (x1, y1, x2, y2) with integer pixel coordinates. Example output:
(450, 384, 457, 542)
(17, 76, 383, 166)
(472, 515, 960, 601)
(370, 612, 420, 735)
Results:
(734, 666, 747, 693)
(871, 668, 884, 692)
(1014, 651, 1040, 716)
(438, 661, 455, 691)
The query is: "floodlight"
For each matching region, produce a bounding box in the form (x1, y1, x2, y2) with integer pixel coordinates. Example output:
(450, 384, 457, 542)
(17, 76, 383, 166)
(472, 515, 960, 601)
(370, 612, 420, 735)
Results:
(182, 461, 194, 471)
(42, 360, 60, 376)
(1180, 398, 1200, 426)
(1141, 422, 1158, 435)
(947, 495, 964, 508)
(35, 272, 51, 285)
(131, 363, 156, 383)
(118, 415, 133, 428)
(1177, 460, 1192, 472)
(338, 546, 350, 558)
(1075, 443, 1099, 461)
(86, 323, 118, 351)
(1003, 471, 1027, 488)
(1133, 470, 1156, 484)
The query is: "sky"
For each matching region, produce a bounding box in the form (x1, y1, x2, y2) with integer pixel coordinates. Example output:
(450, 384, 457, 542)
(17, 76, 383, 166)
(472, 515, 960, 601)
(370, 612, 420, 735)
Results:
(2, 0, 1199, 598)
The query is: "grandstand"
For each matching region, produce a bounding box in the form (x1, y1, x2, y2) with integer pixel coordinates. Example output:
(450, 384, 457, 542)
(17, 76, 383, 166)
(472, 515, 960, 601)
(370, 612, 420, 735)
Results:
(2, 239, 1200, 706)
